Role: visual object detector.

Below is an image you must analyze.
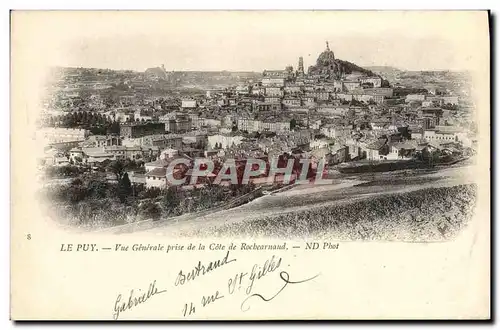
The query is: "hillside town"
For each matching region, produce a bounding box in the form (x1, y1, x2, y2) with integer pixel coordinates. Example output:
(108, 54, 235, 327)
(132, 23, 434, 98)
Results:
(37, 42, 477, 228)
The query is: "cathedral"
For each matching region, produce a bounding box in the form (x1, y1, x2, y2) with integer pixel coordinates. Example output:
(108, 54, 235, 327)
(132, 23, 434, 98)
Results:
(262, 41, 350, 82)
(306, 41, 344, 80)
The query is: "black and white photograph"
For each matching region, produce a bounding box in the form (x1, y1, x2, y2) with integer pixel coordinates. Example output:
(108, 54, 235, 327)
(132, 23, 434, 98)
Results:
(33, 13, 480, 241)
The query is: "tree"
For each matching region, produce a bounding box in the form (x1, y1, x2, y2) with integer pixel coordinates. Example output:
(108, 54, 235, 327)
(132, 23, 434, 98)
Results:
(107, 121, 120, 134)
(108, 160, 126, 181)
(350, 99, 363, 106)
(118, 172, 132, 203)
(442, 103, 458, 110)
(136, 160, 145, 168)
(87, 179, 108, 199)
(139, 200, 161, 220)
(162, 186, 180, 212)
(138, 187, 161, 199)
(421, 147, 438, 166)
(290, 118, 297, 130)
(123, 158, 136, 171)
(71, 178, 83, 186)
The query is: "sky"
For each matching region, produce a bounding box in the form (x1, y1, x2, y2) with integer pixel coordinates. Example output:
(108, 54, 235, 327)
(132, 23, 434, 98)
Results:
(11, 11, 489, 72)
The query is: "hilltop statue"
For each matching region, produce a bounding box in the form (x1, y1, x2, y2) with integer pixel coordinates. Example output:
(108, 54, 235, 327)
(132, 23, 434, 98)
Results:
(307, 41, 342, 80)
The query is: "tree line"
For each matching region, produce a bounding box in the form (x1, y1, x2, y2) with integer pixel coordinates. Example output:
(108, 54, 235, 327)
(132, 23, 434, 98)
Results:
(42, 111, 120, 135)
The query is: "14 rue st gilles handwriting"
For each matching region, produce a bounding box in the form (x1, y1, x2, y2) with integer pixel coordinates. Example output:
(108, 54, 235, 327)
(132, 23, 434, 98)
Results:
(181, 253, 320, 317)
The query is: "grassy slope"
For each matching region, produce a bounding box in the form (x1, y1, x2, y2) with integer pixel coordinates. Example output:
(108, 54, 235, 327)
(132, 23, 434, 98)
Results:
(186, 184, 477, 241)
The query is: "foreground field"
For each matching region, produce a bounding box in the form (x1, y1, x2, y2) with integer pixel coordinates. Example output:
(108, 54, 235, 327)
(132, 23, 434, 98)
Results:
(99, 164, 478, 239)
(180, 184, 477, 241)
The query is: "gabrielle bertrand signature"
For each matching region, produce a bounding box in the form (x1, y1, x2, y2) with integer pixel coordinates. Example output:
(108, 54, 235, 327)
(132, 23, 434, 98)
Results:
(113, 280, 167, 320)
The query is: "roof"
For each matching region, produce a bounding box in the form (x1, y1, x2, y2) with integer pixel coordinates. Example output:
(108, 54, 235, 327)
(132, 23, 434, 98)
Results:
(144, 146, 161, 151)
(185, 169, 217, 177)
(310, 147, 330, 159)
(88, 135, 108, 140)
(54, 157, 69, 162)
(313, 138, 331, 144)
(161, 148, 178, 153)
(427, 142, 442, 150)
(82, 147, 115, 156)
(421, 107, 443, 112)
(146, 154, 192, 167)
(125, 146, 142, 151)
(332, 145, 348, 153)
(87, 153, 115, 158)
(145, 158, 171, 168)
(442, 146, 460, 153)
(105, 146, 126, 151)
(371, 118, 392, 124)
(365, 140, 387, 150)
(392, 141, 417, 150)
(435, 130, 456, 135)
(182, 147, 198, 152)
(145, 167, 167, 178)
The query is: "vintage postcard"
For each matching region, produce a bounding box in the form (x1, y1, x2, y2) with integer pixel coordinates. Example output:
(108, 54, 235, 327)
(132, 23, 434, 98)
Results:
(10, 10, 490, 320)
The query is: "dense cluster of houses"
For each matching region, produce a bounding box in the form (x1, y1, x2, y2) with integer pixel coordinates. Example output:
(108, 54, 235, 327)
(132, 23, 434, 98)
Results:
(40, 42, 476, 189)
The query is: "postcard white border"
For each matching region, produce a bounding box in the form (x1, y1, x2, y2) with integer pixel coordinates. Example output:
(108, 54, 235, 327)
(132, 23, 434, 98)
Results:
(4, 1, 497, 329)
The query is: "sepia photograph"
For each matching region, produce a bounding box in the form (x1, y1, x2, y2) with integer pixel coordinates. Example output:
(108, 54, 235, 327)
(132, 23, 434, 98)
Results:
(32, 12, 480, 241)
(10, 10, 491, 320)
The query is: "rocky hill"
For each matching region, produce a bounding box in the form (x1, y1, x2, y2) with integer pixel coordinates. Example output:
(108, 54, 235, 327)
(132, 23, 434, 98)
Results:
(337, 59, 378, 76)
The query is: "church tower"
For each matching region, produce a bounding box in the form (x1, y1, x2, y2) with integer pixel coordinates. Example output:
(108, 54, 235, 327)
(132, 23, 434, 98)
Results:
(297, 56, 304, 76)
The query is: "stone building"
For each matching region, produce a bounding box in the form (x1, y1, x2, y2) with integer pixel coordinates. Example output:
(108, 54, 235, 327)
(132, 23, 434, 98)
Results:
(120, 122, 165, 139)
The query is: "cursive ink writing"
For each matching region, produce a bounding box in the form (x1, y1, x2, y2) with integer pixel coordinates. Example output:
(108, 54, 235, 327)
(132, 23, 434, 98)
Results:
(113, 280, 167, 320)
(246, 255, 282, 295)
(175, 250, 236, 286)
(201, 290, 225, 307)
(182, 289, 226, 317)
(240, 271, 320, 312)
(227, 255, 282, 296)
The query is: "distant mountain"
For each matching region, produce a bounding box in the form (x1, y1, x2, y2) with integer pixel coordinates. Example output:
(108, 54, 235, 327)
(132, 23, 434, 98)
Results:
(365, 66, 403, 74)
(145, 66, 168, 80)
(141, 69, 262, 88)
